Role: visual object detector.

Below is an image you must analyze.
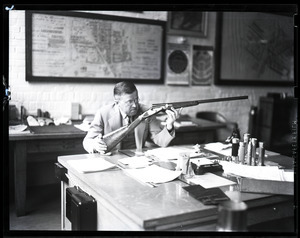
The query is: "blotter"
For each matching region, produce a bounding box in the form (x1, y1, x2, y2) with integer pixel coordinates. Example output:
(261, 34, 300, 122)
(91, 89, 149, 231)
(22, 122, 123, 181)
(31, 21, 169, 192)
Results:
(183, 185, 230, 205)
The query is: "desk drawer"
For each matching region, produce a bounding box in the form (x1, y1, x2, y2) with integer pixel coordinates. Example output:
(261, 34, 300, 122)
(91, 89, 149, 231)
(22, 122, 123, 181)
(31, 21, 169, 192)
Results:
(27, 138, 84, 153)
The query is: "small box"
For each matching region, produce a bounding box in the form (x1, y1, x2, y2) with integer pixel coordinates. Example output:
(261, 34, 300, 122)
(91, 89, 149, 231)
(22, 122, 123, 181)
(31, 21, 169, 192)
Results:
(71, 103, 80, 120)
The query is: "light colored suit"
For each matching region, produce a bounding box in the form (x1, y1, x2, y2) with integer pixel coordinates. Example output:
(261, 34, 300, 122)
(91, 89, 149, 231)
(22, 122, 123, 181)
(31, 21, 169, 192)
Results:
(83, 103, 175, 153)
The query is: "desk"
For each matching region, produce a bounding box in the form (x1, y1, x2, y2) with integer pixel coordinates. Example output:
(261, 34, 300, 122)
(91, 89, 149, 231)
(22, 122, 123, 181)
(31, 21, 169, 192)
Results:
(9, 125, 86, 216)
(171, 117, 226, 145)
(58, 148, 294, 231)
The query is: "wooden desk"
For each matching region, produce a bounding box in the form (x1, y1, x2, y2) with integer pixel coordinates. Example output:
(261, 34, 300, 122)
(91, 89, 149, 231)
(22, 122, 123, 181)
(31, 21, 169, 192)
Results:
(9, 125, 86, 216)
(58, 149, 294, 231)
(172, 117, 226, 145)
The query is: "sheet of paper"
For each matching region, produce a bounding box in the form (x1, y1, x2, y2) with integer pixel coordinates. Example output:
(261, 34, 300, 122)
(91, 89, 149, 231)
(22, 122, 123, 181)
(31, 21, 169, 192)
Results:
(118, 156, 152, 168)
(67, 157, 116, 173)
(9, 125, 30, 134)
(204, 142, 232, 156)
(219, 161, 288, 181)
(123, 164, 182, 184)
(145, 147, 194, 161)
(185, 173, 236, 189)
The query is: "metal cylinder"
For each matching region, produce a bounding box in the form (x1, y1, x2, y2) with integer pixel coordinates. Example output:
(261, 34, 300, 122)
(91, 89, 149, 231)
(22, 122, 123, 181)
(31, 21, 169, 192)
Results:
(251, 138, 257, 166)
(216, 200, 248, 231)
(258, 142, 265, 166)
(238, 142, 245, 164)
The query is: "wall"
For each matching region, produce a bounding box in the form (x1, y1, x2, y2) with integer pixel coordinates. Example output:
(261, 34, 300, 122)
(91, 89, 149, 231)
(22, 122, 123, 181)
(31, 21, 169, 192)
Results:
(9, 10, 294, 135)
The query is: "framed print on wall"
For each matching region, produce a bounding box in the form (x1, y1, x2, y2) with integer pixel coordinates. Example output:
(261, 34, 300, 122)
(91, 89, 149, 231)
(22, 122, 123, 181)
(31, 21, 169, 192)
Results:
(192, 46, 214, 85)
(167, 11, 208, 37)
(215, 12, 294, 86)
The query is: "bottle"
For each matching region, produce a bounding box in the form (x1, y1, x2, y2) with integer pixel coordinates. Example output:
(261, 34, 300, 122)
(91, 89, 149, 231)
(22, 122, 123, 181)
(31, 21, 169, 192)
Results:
(231, 138, 239, 163)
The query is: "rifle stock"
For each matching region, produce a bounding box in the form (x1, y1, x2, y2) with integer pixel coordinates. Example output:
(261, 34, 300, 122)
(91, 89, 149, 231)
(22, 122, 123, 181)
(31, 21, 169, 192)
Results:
(102, 96, 248, 152)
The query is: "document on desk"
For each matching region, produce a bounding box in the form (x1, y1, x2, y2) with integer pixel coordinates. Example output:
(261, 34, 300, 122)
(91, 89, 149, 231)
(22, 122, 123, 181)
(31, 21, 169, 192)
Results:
(145, 146, 199, 161)
(118, 156, 152, 169)
(204, 142, 232, 156)
(220, 161, 294, 182)
(123, 164, 182, 185)
(67, 157, 116, 173)
(185, 173, 236, 189)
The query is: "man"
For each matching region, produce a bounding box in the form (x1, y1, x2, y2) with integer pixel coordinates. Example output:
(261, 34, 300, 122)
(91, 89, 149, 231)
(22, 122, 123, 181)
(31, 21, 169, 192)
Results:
(83, 81, 181, 154)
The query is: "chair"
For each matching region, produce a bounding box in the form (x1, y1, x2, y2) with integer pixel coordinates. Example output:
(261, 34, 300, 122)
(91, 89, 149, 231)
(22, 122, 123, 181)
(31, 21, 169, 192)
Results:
(196, 111, 240, 142)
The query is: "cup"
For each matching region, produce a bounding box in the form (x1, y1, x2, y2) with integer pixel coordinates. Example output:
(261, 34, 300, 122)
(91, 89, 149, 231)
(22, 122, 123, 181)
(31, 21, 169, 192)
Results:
(176, 152, 190, 174)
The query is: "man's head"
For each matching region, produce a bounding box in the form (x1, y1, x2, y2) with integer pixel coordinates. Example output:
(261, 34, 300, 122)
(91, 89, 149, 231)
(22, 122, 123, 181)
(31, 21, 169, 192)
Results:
(114, 81, 139, 116)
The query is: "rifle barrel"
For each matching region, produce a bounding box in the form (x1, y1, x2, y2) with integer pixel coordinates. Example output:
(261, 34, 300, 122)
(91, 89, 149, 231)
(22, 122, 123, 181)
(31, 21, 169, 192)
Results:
(152, 96, 248, 109)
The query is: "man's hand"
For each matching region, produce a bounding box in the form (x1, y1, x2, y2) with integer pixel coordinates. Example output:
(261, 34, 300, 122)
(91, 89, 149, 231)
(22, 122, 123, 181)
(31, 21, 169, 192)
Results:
(91, 134, 111, 155)
(165, 106, 182, 131)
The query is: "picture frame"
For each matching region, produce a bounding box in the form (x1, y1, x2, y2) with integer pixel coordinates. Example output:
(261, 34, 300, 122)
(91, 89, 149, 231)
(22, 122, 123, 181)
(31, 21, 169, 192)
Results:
(167, 11, 208, 37)
(191, 45, 214, 85)
(25, 11, 166, 84)
(215, 12, 294, 86)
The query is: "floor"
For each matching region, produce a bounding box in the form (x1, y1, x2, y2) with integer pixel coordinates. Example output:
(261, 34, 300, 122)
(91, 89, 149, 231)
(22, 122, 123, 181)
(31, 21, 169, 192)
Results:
(8, 183, 61, 231)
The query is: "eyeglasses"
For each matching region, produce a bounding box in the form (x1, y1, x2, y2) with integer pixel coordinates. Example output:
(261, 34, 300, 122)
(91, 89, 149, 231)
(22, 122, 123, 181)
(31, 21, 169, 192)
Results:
(120, 98, 139, 106)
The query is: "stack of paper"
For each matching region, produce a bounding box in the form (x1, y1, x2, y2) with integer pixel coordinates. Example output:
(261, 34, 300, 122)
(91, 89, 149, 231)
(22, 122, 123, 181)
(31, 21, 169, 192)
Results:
(219, 161, 294, 182)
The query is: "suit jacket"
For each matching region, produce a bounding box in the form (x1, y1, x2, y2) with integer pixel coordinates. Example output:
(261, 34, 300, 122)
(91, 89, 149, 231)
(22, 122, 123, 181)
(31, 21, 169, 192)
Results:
(83, 103, 175, 153)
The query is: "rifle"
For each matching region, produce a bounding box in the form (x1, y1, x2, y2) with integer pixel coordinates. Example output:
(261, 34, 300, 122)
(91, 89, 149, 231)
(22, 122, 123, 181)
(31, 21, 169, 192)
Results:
(102, 96, 248, 152)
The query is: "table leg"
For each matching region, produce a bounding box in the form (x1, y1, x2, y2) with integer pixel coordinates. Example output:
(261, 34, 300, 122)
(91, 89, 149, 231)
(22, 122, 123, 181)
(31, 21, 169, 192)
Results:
(14, 141, 27, 216)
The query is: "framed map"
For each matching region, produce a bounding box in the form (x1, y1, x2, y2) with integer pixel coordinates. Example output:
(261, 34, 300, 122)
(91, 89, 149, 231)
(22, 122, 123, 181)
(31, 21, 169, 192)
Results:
(25, 11, 166, 83)
(215, 12, 294, 86)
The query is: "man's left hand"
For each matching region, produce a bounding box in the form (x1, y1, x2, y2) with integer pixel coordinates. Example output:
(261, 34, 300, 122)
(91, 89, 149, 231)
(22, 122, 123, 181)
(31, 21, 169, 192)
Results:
(165, 106, 182, 131)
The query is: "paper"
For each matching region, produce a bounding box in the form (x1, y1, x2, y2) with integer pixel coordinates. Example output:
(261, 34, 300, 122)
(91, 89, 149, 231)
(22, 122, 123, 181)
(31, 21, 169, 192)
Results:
(185, 173, 236, 188)
(219, 161, 292, 181)
(9, 125, 30, 134)
(145, 147, 194, 161)
(123, 164, 182, 184)
(67, 157, 116, 173)
(118, 156, 152, 169)
(204, 142, 232, 156)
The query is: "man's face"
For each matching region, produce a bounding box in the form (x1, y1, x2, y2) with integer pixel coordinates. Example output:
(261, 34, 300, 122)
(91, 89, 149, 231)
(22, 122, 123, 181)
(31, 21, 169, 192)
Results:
(116, 91, 139, 117)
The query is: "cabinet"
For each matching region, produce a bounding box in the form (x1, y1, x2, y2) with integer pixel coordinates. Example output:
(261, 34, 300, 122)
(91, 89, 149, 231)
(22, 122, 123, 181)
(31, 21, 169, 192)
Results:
(256, 96, 297, 156)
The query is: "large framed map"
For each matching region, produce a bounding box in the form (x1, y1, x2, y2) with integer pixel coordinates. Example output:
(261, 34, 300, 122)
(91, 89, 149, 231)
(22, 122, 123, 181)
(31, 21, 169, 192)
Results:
(25, 11, 166, 83)
(215, 12, 294, 86)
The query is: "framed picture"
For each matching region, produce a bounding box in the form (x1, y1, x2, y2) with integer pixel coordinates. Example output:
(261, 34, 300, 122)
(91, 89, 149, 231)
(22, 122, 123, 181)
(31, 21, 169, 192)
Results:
(25, 11, 166, 83)
(166, 43, 191, 85)
(192, 46, 213, 85)
(215, 12, 294, 86)
(167, 11, 208, 37)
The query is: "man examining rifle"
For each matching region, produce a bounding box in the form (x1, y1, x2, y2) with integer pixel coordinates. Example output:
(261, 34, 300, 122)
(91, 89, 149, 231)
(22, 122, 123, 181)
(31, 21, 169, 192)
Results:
(83, 81, 181, 154)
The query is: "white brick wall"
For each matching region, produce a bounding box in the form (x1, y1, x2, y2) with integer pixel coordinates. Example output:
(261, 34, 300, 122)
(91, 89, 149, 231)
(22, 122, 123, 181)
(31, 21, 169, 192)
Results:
(8, 10, 294, 135)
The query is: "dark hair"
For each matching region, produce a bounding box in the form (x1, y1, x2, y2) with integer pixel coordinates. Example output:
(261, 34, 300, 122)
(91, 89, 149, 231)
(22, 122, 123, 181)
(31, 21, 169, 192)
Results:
(113, 81, 137, 96)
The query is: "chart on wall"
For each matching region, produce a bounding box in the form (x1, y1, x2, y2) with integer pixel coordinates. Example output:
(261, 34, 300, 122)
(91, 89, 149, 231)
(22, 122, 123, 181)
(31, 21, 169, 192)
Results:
(27, 11, 165, 82)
